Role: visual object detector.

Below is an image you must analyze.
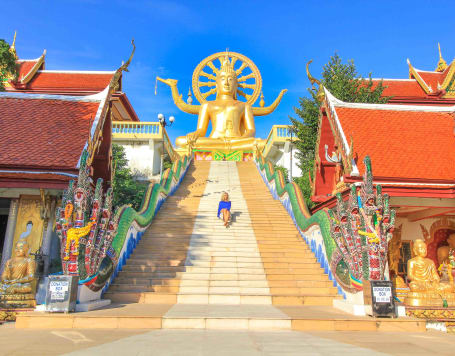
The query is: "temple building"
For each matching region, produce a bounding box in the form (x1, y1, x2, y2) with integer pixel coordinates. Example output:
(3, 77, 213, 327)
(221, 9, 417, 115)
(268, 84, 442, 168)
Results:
(311, 47, 455, 281)
(0, 37, 139, 276)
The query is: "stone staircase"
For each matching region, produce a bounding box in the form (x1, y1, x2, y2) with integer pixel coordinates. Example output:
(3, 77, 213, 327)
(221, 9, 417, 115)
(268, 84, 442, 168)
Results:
(105, 160, 339, 306)
(16, 160, 425, 332)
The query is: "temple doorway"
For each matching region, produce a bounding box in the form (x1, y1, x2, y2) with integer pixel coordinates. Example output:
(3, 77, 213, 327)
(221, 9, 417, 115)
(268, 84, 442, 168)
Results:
(0, 198, 11, 263)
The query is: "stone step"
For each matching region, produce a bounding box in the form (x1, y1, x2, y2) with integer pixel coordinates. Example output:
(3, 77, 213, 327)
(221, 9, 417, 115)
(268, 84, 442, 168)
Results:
(122, 260, 320, 269)
(113, 278, 334, 288)
(118, 272, 326, 281)
(103, 292, 340, 305)
(108, 283, 337, 295)
(120, 266, 322, 274)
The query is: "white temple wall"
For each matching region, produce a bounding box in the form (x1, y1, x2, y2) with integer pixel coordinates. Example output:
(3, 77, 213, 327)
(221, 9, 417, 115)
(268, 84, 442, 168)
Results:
(115, 139, 163, 181)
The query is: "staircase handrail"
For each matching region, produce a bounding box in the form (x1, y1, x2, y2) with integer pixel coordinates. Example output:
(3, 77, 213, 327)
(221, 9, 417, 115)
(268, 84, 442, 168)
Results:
(93, 154, 192, 293)
(255, 151, 348, 295)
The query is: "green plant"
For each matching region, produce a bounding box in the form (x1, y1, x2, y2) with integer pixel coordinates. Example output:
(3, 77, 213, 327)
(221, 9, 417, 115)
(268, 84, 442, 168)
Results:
(0, 39, 17, 91)
(112, 144, 148, 210)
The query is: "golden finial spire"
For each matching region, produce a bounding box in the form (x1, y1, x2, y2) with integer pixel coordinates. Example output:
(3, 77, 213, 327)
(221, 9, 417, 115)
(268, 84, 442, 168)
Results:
(436, 42, 448, 72)
(10, 30, 18, 59)
(220, 49, 235, 75)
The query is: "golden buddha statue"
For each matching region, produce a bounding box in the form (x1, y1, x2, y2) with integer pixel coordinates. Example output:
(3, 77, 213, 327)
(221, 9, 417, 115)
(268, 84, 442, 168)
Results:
(157, 51, 287, 154)
(404, 239, 454, 307)
(437, 233, 455, 266)
(0, 239, 36, 308)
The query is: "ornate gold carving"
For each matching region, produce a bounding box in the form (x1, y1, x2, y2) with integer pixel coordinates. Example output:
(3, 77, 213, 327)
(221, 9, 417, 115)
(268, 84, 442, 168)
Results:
(306, 60, 325, 101)
(0, 310, 17, 321)
(10, 31, 17, 59)
(388, 224, 403, 276)
(109, 39, 135, 92)
(192, 51, 262, 106)
(436, 43, 448, 72)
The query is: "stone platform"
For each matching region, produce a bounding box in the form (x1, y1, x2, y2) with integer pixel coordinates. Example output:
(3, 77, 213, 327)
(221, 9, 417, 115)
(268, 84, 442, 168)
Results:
(15, 303, 425, 332)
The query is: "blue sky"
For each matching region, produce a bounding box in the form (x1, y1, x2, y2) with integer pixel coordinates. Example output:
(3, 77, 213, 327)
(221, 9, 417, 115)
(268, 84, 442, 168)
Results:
(2, 0, 455, 144)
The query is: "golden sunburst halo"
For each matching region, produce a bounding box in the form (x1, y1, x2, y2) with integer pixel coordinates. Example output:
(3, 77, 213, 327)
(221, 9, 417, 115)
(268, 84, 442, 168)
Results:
(191, 52, 262, 105)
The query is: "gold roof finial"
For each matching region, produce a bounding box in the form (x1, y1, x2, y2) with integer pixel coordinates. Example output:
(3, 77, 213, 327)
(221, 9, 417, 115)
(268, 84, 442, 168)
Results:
(219, 49, 235, 75)
(10, 30, 17, 59)
(436, 42, 448, 72)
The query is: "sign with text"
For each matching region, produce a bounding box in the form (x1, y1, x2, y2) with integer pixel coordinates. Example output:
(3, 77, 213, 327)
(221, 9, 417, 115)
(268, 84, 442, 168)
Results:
(49, 280, 69, 300)
(45, 275, 78, 313)
(370, 280, 396, 318)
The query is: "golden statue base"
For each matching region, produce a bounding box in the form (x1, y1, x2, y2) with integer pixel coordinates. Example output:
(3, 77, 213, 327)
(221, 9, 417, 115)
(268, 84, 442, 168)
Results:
(177, 148, 254, 162)
(406, 306, 455, 321)
(0, 294, 36, 308)
(404, 291, 455, 308)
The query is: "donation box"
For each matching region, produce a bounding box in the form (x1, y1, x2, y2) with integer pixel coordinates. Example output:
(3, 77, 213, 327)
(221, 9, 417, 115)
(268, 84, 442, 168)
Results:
(45, 275, 79, 313)
(364, 280, 396, 318)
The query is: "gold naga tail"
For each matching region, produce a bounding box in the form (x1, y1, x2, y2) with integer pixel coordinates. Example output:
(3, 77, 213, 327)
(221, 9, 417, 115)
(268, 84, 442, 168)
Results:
(156, 76, 287, 117)
(156, 77, 200, 115)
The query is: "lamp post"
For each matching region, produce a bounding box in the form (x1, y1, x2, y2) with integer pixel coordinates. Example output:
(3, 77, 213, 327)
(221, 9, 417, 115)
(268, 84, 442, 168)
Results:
(290, 129, 293, 181)
(287, 125, 293, 182)
(158, 113, 175, 177)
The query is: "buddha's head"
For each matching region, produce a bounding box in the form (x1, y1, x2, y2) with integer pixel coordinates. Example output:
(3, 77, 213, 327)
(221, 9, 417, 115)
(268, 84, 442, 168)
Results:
(216, 55, 237, 98)
(413, 239, 427, 258)
(14, 240, 30, 258)
(447, 233, 455, 248)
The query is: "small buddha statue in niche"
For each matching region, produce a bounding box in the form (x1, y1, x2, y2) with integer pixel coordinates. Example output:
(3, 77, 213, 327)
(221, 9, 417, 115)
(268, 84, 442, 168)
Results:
(0, 239, 36, 307)
(405, 239, 454, 307)
(437, 232, 455, 267)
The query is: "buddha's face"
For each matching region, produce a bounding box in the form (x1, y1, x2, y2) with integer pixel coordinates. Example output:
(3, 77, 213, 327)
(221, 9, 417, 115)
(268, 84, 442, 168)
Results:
(15, 242, 28, 257)
(413, 240, 427, 257)
(216, 71, 237, 97)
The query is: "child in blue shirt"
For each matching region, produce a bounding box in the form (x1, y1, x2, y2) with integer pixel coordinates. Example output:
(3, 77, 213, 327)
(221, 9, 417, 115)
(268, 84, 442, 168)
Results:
(217, 192, 231, 227)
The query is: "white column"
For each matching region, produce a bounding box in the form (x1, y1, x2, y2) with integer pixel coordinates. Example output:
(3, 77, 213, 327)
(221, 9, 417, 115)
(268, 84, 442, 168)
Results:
(0, 198, 19, 274)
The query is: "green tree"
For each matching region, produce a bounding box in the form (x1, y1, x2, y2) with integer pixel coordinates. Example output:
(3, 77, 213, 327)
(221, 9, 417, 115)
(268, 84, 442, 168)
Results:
(112, 144, 148, 210)
(0, 39, 17, 91)
(290, 53, 390, 208)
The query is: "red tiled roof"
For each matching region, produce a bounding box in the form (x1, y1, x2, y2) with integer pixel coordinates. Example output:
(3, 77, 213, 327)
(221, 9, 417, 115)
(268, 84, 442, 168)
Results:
(27, 71, 113, 91)
(374, 79, 427, 97)
(0, 96, 101, 170)
(0, 172, 72, 182)
(414, 63, 453, 91)
(16, 60, 40, 80)
(415, 71, 444, 91)
(333, 105, 455, 180)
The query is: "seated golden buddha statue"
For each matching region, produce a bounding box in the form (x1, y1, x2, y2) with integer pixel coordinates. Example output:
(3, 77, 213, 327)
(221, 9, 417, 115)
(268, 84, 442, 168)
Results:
(0, 239, 36, 308)
(404, 239, 454, 307)
(157, 51, 286, 153)
(437, 232, 455, 267)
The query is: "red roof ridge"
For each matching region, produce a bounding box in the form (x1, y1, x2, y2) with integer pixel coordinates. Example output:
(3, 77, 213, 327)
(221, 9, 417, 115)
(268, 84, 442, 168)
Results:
(324, 87, 455, 112)
(18, 49, 46, 85)
(0, 86, 108, 103)
(371, 78, 416, 82)
(323, 88, 360, 177)
(38, 69, 115, 74)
